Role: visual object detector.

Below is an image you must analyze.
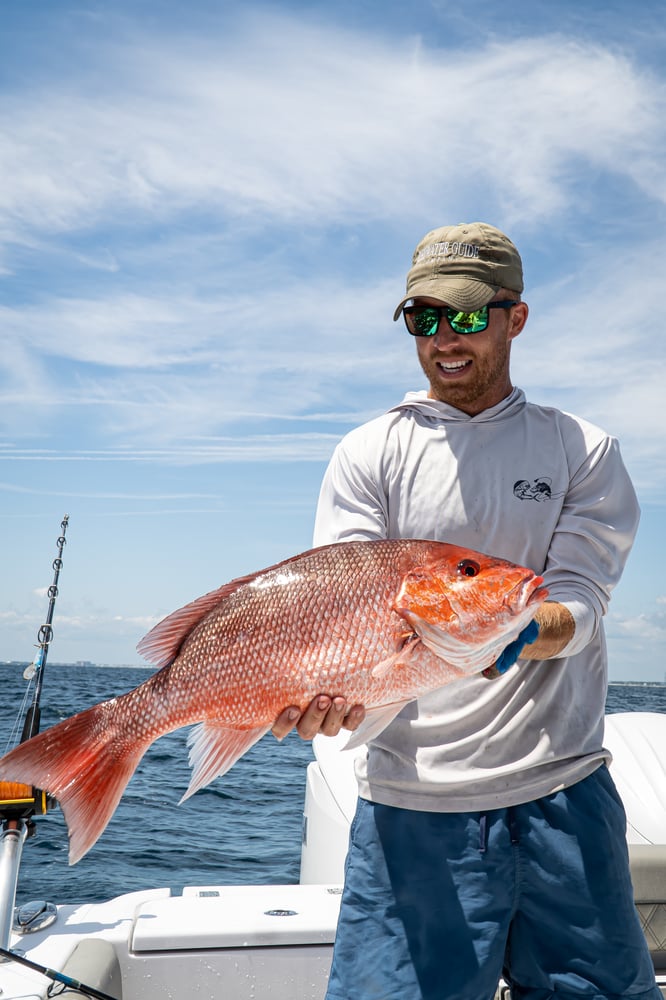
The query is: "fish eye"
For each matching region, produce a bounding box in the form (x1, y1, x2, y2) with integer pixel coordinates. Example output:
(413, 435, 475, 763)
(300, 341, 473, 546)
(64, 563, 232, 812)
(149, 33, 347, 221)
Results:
(457, 559, 480, 577)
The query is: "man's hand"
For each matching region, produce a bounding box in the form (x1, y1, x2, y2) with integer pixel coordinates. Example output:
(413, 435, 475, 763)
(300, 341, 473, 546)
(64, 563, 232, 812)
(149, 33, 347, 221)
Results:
(482, 601, 577, 679)
(272, 696, 366, 741)
(482, 619, 540, 678)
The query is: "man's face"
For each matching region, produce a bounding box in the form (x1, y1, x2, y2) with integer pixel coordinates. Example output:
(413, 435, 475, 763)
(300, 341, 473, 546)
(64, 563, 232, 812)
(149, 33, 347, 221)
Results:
(412, 294, 528, 415)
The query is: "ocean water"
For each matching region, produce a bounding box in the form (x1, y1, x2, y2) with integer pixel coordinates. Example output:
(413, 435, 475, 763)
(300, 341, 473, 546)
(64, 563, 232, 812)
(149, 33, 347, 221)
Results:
(1, 664, 665, 906)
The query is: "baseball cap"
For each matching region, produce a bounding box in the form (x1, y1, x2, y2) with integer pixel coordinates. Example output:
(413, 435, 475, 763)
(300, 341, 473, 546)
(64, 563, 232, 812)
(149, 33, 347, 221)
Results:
(393, 222, 524, 319)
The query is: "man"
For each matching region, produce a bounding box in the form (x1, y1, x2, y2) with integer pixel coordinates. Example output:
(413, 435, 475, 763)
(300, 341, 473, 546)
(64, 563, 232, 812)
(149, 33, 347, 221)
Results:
(273, 222, 659, 1000)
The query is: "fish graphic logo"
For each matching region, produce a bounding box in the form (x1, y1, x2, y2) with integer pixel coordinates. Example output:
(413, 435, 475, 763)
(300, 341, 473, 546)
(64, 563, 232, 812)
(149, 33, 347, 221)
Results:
(513, 477, 565, 502)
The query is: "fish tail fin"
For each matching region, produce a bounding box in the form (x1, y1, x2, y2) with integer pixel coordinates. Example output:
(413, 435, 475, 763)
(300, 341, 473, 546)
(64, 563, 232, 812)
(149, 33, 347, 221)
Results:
(0, 702, 149, 864)
(180, 722, 271, 802)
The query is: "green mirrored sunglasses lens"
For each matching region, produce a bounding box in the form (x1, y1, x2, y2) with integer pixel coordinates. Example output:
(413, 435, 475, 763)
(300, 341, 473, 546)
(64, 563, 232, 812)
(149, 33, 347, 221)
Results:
(406, 304, 494, 335)
(412, 308, 440, 336)
(448, 307, 488, 333)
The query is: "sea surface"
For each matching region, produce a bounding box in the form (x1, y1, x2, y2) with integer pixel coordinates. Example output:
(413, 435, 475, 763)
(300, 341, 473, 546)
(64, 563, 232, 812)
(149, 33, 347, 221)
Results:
(1, 664, 665, 906)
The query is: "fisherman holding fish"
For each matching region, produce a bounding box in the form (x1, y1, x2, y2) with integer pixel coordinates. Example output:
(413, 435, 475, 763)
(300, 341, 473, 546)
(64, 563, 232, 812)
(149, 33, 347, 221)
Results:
(274, 223, 661, 1000)
(0, 223, 659, 1000)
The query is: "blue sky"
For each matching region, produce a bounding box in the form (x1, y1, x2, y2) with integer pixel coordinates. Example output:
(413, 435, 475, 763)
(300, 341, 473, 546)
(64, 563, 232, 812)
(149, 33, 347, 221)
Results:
(1, 0, 665, 680)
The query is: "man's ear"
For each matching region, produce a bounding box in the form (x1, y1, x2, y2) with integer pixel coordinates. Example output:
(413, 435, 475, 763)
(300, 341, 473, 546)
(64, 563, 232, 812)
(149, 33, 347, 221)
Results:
(508, 301, 529, 341)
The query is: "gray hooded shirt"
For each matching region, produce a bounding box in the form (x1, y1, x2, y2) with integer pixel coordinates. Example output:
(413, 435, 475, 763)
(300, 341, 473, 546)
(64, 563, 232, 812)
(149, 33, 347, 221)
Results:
(313, 388, 640, 811)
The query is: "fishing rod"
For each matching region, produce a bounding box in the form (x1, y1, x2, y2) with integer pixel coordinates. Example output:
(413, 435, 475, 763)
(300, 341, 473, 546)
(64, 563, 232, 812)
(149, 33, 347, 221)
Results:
(0, 944, 119, 1000)
(1, 516, 69, 823)
(21, 514, 70, 742)
(0, 523, 119, 1000)
(0, 517, 70, 954)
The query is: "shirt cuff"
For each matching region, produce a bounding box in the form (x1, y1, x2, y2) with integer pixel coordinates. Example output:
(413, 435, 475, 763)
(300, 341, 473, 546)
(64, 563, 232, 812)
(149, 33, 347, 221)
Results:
(552, 599, 597, 658)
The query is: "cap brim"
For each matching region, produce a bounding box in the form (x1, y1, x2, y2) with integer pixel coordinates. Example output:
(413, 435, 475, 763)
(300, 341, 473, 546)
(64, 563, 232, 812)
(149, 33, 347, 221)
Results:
(393, 277, 501, 320)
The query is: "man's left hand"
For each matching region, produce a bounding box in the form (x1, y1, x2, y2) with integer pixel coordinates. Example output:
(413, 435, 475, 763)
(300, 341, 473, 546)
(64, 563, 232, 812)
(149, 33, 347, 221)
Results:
(482, 619, 540, 679)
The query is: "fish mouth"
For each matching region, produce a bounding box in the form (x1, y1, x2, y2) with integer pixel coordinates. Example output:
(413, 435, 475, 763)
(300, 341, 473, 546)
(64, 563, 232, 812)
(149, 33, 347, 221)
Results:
(504, 575, 549, 614)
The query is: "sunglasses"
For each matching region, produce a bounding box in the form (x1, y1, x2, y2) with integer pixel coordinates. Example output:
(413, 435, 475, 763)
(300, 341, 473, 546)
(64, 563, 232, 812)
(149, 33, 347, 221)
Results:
(402, 300, 519, 336)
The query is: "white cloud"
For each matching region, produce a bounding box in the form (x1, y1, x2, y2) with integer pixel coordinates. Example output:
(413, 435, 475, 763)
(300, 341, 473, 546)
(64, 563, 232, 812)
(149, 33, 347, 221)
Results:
(512, 245, 666, 495)
(1, 17, 665, 250)
(1, 4, 666, 672)
(612, 610, 666, 642)
(3, 13, 665, 473)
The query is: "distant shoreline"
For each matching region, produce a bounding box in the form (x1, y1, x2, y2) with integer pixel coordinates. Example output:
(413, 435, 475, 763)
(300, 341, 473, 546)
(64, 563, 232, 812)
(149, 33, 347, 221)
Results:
(0, 662, 664, 683)
(0, 660, 152, 670)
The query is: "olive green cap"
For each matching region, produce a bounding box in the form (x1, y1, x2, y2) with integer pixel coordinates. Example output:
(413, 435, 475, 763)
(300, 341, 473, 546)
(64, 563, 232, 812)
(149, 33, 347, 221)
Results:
(393, 222, 524, 319)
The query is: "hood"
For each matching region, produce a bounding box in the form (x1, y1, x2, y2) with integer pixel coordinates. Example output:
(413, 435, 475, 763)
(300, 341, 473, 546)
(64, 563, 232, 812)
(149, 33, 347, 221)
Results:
(387, 387, 526, 425)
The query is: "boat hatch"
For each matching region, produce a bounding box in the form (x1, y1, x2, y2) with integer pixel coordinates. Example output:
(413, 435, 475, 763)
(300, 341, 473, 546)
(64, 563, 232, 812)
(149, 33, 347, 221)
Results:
(131, 884, 342, 952)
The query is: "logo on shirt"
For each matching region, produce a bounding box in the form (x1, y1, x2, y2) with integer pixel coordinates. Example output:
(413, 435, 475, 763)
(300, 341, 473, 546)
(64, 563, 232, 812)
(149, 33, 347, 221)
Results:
(513, 477, 565, 502)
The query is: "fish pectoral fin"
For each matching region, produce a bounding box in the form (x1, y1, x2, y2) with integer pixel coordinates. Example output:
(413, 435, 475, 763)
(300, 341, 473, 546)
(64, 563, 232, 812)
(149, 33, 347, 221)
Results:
(343, 701, 411, 751)
(370, 655, 398, 680)
(371, 634, 421, 680)
(180, 721, 271, 803)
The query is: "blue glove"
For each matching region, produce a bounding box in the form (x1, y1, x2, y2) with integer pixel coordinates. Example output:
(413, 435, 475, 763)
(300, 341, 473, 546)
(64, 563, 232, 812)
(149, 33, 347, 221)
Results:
(482, 620, 539, 679)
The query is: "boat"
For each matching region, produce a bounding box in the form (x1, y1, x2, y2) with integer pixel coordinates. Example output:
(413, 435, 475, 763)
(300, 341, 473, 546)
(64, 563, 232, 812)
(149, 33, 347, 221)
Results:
(0, 711, 665, 1000)
(1, 522, 665, 998)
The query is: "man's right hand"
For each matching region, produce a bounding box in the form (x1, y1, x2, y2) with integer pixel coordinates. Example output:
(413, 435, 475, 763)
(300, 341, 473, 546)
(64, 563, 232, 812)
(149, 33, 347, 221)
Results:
(272, 696, 365, 742)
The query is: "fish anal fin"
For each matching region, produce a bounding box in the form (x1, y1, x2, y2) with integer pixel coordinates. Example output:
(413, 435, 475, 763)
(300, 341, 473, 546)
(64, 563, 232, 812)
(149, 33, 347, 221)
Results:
(343, 701, 410, 751)
(180, 721, 271, 802)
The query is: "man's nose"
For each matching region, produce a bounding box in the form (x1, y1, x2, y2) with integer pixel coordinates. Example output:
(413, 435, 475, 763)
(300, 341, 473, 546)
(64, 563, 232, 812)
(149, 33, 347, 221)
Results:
(430, 317, 460, 347)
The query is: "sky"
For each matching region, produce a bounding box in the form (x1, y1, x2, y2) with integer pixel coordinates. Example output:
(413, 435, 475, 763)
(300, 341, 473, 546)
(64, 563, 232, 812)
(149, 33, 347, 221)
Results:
(1, 0, 665, 681)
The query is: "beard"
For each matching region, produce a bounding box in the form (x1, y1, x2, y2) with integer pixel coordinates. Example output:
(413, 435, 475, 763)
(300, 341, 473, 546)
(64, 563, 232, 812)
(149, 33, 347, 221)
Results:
(417, 337, 512, 414)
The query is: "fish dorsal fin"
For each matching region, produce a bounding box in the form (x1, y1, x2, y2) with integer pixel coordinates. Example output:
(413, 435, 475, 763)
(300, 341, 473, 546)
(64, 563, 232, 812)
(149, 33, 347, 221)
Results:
(136, 585, 233, 667)
(136, 547, 329, 668)
(136, 571, 263, 667)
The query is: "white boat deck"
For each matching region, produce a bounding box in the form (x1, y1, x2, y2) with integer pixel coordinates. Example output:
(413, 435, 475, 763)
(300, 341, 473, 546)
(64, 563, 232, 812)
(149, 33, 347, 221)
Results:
(1, 711, 665, 999)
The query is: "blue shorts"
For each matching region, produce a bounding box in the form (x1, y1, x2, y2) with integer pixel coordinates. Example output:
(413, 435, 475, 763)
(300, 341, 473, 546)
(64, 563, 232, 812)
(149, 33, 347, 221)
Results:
(326, 766, 661, 1000)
